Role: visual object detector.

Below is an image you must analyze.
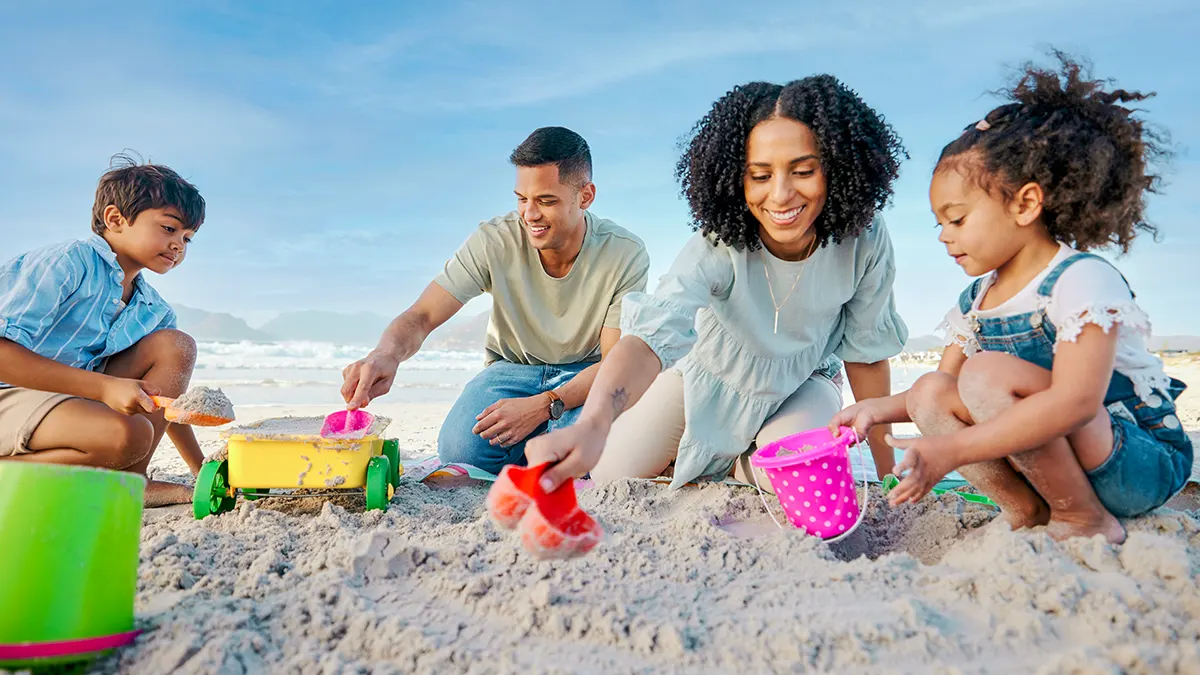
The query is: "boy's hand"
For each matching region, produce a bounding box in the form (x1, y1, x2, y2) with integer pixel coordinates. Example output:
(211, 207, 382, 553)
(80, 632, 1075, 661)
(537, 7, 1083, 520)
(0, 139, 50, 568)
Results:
(830, 400, 884, 438)
(101, 377, 159, 415)
(886, 434, 958, 506)
(342, 351, 400, 410)
(524, 416, 609, 492)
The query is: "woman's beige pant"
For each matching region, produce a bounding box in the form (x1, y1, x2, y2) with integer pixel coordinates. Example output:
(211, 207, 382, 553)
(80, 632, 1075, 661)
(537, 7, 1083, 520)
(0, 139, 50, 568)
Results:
(591, 369, 843, 488)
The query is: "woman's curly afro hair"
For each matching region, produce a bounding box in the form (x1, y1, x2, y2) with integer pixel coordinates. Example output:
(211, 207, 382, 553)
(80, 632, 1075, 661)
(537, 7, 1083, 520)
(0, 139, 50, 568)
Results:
(675, 75, 907, 251)
(937, 50, 1172, 253)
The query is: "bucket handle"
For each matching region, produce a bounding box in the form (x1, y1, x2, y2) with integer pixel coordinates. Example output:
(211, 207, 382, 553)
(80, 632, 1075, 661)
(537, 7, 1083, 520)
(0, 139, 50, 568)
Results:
(749, 427, 870, 543)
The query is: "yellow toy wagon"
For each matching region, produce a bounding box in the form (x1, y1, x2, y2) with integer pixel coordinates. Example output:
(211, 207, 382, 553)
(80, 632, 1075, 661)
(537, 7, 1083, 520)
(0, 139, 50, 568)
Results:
(192, 416, 402, 519)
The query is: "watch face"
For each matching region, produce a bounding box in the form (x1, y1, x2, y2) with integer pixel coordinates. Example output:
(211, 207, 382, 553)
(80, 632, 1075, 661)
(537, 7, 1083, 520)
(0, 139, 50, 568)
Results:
(550, 399, 565, 420)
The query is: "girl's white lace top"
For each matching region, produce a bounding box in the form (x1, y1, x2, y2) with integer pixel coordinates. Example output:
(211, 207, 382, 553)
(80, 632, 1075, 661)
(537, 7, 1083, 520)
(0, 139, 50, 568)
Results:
(938, 243, 1171, 403)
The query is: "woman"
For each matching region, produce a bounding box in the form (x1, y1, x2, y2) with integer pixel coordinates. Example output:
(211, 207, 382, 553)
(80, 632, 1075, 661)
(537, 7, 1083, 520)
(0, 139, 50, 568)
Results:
(527, 76, 909, 492)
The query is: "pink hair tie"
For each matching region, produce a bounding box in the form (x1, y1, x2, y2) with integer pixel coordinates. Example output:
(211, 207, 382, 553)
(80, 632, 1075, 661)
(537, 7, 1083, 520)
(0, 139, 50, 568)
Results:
(975, 119, 991, 131)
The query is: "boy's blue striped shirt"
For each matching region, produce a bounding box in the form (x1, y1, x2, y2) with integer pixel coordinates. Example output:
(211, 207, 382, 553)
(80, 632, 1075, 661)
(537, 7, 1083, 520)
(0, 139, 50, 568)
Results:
(0, 234, 177, 387)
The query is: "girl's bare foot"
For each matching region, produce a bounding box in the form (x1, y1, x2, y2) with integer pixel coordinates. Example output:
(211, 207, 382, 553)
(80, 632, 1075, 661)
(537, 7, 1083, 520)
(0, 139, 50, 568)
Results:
(996, 500, 1051, 530)
(1046, 512, 1126, 544)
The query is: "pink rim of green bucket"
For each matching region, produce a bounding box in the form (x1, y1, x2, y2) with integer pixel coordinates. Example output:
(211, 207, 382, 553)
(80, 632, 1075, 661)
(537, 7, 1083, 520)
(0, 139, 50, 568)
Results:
(0, 629, 140, 662)
(747, 426, 869, 542)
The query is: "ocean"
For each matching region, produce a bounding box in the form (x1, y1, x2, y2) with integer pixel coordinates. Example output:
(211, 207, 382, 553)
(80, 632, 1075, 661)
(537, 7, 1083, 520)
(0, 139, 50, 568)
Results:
(192, 341, 940, 409)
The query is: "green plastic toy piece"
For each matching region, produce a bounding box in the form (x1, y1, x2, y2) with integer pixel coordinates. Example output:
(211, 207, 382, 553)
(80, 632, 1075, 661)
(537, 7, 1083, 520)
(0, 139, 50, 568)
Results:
(382, 439, 401, 486)
(241, 488, 269, 501)
(365, 456, 390, 511)
(881, 473, 997, 508)
(193, 460, 236, 519)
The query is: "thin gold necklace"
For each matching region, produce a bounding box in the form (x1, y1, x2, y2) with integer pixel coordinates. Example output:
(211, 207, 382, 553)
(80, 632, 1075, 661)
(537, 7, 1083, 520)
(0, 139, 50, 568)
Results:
(762, 236, 817, 334)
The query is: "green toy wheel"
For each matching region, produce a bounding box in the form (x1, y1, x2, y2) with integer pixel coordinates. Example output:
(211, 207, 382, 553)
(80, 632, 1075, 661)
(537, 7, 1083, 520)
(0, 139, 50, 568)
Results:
(193, 460, 236, 520)
(365, 455, 390, 512)
(242, 488, 270, 501)
(382, 439, 401, 486)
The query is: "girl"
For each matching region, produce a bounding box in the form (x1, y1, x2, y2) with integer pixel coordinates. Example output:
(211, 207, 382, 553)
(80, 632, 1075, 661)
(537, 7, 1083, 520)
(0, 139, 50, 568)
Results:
(527, 75, 909, 492)
(833, 53, 1191, 544)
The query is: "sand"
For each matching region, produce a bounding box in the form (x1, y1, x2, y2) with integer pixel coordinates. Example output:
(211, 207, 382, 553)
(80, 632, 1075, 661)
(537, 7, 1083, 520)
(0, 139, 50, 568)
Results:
(73, 364, 1200, 674)
(222, 415, 393, 442)
(173, 386, 235, 421)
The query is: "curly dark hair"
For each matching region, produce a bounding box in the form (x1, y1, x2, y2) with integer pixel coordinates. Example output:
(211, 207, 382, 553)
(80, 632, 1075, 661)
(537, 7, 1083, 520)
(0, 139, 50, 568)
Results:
(936, 50, 1172, 253)
(675, 76, 907, 251)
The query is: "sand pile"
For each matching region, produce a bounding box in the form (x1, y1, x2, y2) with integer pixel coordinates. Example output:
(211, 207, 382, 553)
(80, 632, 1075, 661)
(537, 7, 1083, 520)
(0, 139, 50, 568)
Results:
(97, 471, 1200, 674)
(173, 387, 235, 421)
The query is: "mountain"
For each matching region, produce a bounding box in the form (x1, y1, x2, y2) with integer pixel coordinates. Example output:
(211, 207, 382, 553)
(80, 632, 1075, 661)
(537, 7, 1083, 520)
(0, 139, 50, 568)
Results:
(425, 311, 489, 351)
(1149, 336, 1200, 352)
(258, 311, 393, 346)
(168, 304, 1200, 354)
(903, 335, 945, 353)
(173, 305, 276, 343)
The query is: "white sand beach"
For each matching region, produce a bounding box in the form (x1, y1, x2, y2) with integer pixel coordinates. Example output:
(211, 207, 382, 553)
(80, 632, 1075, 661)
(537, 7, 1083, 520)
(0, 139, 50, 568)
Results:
(97, 360, 1200, 674)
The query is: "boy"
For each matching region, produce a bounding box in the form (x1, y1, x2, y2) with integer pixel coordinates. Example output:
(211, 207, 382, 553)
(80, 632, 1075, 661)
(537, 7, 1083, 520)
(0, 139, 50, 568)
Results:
(0, 155, 207, 506)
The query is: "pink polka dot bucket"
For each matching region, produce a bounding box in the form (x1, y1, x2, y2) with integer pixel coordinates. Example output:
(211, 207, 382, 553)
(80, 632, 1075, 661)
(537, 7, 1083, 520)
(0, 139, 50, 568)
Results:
(748, 426, 867, 541)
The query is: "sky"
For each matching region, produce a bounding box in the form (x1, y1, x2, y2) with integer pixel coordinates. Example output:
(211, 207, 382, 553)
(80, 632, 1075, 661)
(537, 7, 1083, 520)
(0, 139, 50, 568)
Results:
(1, 0, 1197, 337)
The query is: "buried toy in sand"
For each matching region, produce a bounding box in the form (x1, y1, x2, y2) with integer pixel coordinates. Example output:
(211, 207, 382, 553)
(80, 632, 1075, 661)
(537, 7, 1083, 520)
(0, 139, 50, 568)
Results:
(192, 415, 402, 520)
(487, 463, 603, 560)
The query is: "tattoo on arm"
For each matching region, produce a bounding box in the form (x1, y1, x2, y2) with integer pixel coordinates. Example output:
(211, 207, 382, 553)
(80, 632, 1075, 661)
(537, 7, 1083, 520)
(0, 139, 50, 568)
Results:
(610, 387, 629, 419)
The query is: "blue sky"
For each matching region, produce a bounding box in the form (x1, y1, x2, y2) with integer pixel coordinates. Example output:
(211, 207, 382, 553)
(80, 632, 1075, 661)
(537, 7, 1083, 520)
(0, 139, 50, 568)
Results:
(1, 0, 1196, 336)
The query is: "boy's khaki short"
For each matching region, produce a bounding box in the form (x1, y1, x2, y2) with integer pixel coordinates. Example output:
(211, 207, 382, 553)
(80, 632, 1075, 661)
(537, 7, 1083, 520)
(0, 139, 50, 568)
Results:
(0, 387, 75, 457)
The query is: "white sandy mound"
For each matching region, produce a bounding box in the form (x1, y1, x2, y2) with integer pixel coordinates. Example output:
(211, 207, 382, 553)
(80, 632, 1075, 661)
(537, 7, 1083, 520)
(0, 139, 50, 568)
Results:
(92, 474, 1200, 675)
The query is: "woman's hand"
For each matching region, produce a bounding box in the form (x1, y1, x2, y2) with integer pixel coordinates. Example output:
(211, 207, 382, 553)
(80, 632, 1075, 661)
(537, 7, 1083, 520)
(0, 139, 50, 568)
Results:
(524, 416, 610, 492)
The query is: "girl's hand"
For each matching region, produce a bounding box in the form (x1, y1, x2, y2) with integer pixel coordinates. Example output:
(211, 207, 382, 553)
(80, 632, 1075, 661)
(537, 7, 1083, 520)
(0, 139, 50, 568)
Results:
(830, 400, 884, 438)
(886, 434, 959, 506)
(524, 416, 609, 492)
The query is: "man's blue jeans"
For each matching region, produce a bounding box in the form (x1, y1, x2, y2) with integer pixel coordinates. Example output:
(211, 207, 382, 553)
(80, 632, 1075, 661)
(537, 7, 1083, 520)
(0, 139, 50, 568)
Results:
(437, 360, 588, 474)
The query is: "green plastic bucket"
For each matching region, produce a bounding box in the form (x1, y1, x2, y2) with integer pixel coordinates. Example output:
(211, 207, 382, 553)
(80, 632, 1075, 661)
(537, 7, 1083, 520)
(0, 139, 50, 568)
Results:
(0, 462, 145, 666)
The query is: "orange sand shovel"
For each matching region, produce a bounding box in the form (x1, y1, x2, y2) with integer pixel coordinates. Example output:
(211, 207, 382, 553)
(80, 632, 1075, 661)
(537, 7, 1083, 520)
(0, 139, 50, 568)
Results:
(487, 463, 602, 560)
(150, 396, 233, 427)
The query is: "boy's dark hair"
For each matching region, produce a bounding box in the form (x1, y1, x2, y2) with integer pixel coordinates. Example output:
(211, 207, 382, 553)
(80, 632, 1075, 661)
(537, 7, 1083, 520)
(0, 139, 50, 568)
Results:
(509, 127, 593, 188)
(936, 50, 1171, 253)
(91, 152, 206, 235)
(675, 76, 907, 251)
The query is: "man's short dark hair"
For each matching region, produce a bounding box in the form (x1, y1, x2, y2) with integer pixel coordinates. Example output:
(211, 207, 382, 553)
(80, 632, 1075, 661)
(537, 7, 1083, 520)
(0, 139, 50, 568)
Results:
(509, 127, 593, 187)
(92, 152, 206, 235)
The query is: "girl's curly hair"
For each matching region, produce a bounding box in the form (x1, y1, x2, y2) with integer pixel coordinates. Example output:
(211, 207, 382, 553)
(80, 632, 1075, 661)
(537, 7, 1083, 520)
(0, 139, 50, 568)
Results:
(675, 75, 907, 251)
(936, 50, 1172, 253)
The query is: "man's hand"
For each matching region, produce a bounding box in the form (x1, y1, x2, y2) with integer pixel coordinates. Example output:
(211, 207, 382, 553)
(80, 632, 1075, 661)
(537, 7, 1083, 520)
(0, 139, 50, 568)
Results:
(886, 434, 960, 506)
(473, 395, 550, 448)
(342, 351, 401, 410)
(524, 416, 609, 492)
(100, 377, 158, 415)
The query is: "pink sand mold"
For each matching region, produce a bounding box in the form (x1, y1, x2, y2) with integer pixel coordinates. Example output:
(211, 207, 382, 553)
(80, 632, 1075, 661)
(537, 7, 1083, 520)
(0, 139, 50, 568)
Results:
(320, 409, 375, 440)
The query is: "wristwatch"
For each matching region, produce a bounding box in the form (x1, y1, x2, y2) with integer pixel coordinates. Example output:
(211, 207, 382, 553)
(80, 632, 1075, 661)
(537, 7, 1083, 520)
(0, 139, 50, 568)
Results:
(545, 390, 565, 421)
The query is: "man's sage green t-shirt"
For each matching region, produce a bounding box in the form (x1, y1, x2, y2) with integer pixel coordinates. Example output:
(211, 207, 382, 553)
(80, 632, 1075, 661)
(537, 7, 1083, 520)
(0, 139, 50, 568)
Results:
(434, 211, 650, 366)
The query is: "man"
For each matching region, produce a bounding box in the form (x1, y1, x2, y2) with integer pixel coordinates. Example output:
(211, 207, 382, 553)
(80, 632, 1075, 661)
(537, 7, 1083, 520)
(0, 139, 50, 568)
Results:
(341, 127, 650, 474)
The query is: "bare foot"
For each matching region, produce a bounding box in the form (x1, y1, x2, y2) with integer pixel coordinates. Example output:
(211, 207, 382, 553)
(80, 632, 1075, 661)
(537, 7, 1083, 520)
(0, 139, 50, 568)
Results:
(145, 480, 194, 508)
(1046, 513, 1126, 544)
(997, 501, 1051, 530)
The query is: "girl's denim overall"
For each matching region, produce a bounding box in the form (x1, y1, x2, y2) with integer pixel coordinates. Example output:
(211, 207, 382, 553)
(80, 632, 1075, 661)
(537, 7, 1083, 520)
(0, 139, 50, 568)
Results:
(958, 253, 1192, 517)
